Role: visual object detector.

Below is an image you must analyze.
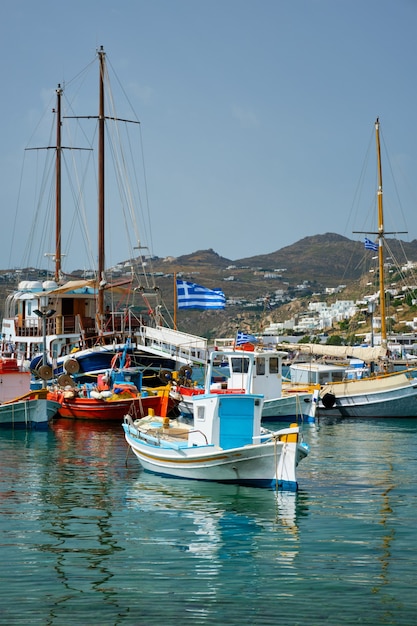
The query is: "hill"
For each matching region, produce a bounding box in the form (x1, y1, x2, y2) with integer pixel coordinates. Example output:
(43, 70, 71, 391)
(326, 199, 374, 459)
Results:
(2, 233, 417, 339)
(142, 233, 417, 338)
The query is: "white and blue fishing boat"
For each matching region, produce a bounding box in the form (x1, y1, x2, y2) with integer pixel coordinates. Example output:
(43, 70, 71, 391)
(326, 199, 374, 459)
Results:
(173, 347, 313, 421)
(123, 353, 309, 490)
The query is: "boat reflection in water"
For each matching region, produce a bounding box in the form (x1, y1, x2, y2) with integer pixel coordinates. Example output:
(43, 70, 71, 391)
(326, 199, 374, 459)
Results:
(125, 472, 309, 562)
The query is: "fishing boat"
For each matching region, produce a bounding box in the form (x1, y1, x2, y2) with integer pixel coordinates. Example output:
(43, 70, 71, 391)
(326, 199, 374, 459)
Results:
(173, 348, 313, 421)
(282, 119, 417, 418)
(123, 353, 310, 490)
(47, 348, 179, 422)
(48, 382, 174, 422)
(0, 389, 60, 429)
(0, 352, 31, 402)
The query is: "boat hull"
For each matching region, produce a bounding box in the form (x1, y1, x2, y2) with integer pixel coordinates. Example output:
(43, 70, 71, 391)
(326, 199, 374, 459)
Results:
(319, 375, 417, 417)
(48, 391, 175, 421)
(0, 398, 60, 429)
(123, 422, 307, 490)
(178, 390, 312, 421)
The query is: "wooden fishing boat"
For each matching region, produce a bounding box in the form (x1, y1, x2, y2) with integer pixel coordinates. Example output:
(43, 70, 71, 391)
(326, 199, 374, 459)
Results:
(47, 349, 178, 421)
(0, 389, 59, 429)
(123, 364, 309, 490)
(0, 354, 31, 402)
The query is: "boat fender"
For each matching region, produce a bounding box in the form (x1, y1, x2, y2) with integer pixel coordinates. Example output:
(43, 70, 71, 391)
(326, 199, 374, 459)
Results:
(322, 392, 336, 409)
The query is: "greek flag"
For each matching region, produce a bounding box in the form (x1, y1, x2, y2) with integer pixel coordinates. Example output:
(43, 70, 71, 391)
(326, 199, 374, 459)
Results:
(364, 237, 378, 252)
(176, 279, 226, 310)
(236, 331, 258, 346)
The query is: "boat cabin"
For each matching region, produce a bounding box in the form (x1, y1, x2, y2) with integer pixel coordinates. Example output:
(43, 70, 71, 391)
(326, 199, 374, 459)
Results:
(289, 362, 348, 386)
(207, 349, 286, 401)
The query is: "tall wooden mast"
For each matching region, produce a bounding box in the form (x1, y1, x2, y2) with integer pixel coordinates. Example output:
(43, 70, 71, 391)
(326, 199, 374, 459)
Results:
(354, 119, 407, 351)
(97, 46, 106, 329)
(375, 118, 387, 349)
(55, 84, 63, 283)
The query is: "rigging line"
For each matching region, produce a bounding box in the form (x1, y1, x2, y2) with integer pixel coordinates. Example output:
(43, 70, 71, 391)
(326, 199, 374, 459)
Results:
(57, 98, 97, 273)
(105, 54, 155, 259)
(123, 123, 149, 248)
(23, 151, 56, 270)
(104, 116, 156, 289)
(106, 56, 141, 125)
(379, 131, 410, 237)
(383, 241, 417, 299)
(63, 54, 97, 93)
(343, 124, 375, 237)
(8, 151, 29, 269)
(106, 121, 139, 255)
(97, 68, 150, 280)
(61, 151, 96, 273)
(103, 82, 144, 246)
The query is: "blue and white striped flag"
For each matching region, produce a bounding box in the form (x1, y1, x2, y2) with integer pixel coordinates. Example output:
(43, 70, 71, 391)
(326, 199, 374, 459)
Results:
(364, 237, 378, 252)
(176, 279, 226, 310)
(236, 331, 258, 346)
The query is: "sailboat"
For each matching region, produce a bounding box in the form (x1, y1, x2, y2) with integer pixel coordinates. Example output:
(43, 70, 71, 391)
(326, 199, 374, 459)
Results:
(1, 47, 206, 397)
(286, 119, 417, 418)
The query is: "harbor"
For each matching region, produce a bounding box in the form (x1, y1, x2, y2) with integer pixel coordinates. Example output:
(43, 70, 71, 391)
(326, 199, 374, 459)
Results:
(1, 417, 416, 625)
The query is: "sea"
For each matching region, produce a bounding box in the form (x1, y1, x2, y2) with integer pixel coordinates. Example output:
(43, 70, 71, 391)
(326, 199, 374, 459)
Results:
(1, 416, 416, 626)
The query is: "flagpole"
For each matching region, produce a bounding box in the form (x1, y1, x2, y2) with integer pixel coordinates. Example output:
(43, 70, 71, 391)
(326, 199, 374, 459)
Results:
(173, 272, 177, 330)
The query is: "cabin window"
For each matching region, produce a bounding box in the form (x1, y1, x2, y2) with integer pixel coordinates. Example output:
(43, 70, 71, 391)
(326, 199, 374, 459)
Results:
(230, 357, 249, 374)
(196, 405, 205, 422)
(269, 357, 279, 374)
(256, 359, 265, 376)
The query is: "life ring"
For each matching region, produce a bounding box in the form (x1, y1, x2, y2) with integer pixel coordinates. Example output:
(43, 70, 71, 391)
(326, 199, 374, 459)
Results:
(321, 392, 336, 409)
(110, 352, 131, 369)
(179, 365, 193, 380)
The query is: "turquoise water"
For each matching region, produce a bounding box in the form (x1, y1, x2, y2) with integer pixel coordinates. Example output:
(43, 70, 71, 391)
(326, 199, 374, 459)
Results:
(1, 417, 416, 625)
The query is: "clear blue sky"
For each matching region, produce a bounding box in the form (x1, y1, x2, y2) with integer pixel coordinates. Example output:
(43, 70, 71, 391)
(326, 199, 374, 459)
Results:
(1, 0, 416, 272)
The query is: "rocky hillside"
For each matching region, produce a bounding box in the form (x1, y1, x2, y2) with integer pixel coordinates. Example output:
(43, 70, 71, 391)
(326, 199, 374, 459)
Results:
(2, 233, 417, 339)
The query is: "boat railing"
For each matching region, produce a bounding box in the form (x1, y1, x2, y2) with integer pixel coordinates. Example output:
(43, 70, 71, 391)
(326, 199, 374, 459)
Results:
(103, 310, 143, 334)
(15, 314, 94, 338)
(135, 324, 208, 366)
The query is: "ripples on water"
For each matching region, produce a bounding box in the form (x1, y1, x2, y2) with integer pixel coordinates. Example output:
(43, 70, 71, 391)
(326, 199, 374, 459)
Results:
(0, 417, 416, 625)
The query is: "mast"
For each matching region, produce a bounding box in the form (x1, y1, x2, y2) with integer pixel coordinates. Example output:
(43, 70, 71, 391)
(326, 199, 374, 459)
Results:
(354, 119, 407, 352)
(55, 84, 63, 283)
(173, 273, 178, 330)
(97, 46, 106, 330)
(375, 118, 387, 349)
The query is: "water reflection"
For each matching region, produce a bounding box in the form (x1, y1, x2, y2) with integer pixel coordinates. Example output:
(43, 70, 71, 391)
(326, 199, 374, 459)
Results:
(1, 417, 416, 624)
